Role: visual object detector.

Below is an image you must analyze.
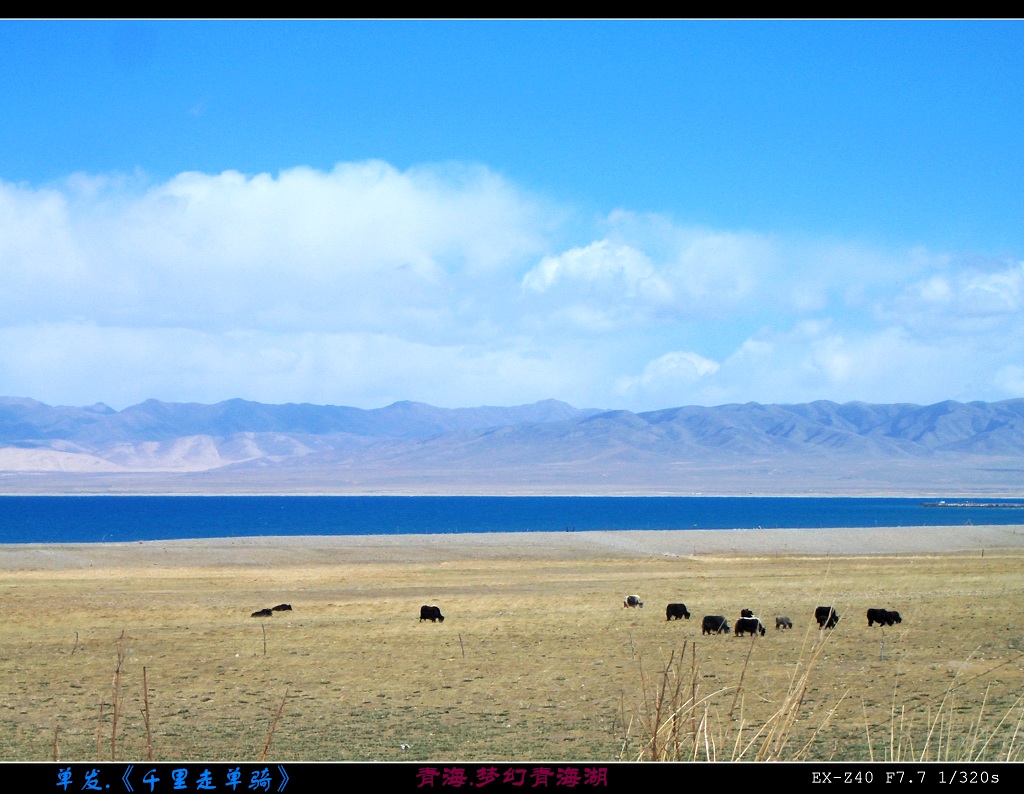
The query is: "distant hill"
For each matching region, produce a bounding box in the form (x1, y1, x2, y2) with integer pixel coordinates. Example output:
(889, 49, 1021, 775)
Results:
(1, 396, 1023, 495)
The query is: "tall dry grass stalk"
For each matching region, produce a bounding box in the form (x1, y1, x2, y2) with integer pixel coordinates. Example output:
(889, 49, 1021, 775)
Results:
(627, 635, 1024, 762)
(142, 665, 154, 762)
(95, 702, 103, 761)
(870, 650, 1024, 762)
(622, 628, 841, 762)
(259, 689, 289, 763)
(110, 630, 127, 762)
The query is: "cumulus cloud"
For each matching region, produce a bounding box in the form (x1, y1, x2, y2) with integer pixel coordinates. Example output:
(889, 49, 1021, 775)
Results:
(616, 304, 1024, 411)
(880, 259, 1024, 338)
(0, 160, 1021, 410)
(520, 216, 775, 330)
(616, 350, 721, 405)
(0, 161, 552, 338)
(907, 261, 1023, 316)
(668, 321, 1016, 408)
(522, 240, 668, 297)
(520, 240, 674, 330)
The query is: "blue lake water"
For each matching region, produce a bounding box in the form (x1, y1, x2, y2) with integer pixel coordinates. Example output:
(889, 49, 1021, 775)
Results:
(1, 495, 1023, 544)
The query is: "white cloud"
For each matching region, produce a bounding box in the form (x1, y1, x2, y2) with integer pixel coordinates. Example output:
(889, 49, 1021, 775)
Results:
(957, 263, 1024, 315)
(1, 161, 1022, 410)
(523, 240, 669, 297)
(520, 240, 676, 331)
(696, 322, 1017, 407)
(616, 350, 721, 405)
(882, 260, 1024, 336)
(0, 162, 552, 338)
(521, 218, 774, 329)
(0, 323, 600, 410)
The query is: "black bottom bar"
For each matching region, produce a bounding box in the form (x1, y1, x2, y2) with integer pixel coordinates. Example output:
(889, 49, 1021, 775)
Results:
(15, 760, 1021, 792)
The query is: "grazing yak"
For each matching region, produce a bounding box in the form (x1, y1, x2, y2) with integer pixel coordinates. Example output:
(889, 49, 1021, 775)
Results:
(623, 595, 644, 608)
(775, 616, 793, 630)
(815, 606, 840, 629)
(419, 605, 445, 623)
(740, 608, 754, 618)
(666, 603, 691, 621)
(701, 615, 731, 635)
(734, 616, 766, 636)
(250, 608, 273, 618)
(867, 608, 903, 627)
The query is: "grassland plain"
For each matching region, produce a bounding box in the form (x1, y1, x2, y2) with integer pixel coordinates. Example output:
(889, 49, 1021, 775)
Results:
(1, 528, 1023, 763)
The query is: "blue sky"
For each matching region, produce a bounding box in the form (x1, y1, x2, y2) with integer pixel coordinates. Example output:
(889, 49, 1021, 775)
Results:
(1, 20, 1022, 411)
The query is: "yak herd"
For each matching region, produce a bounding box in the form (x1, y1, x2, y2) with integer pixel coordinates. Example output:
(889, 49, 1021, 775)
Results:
(249, 598, 903, 635)
(674, 602, 902, 636)
(659, 601, 903, 637)
(418, 599, 902, 635)
(407, 598, 903, 635)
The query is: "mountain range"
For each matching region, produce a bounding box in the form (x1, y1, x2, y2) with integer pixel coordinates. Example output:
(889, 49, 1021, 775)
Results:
(2, 396, 1023, 495)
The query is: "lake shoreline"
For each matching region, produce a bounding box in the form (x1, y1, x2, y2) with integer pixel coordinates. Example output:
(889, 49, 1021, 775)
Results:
(2, 524, 1023, 570)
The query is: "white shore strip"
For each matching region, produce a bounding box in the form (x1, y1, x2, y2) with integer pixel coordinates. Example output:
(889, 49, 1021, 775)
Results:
(1, 525, 1023, 570)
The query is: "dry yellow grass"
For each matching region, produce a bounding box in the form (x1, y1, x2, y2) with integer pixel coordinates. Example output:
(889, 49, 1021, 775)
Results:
(1, 543, 1022, 762)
